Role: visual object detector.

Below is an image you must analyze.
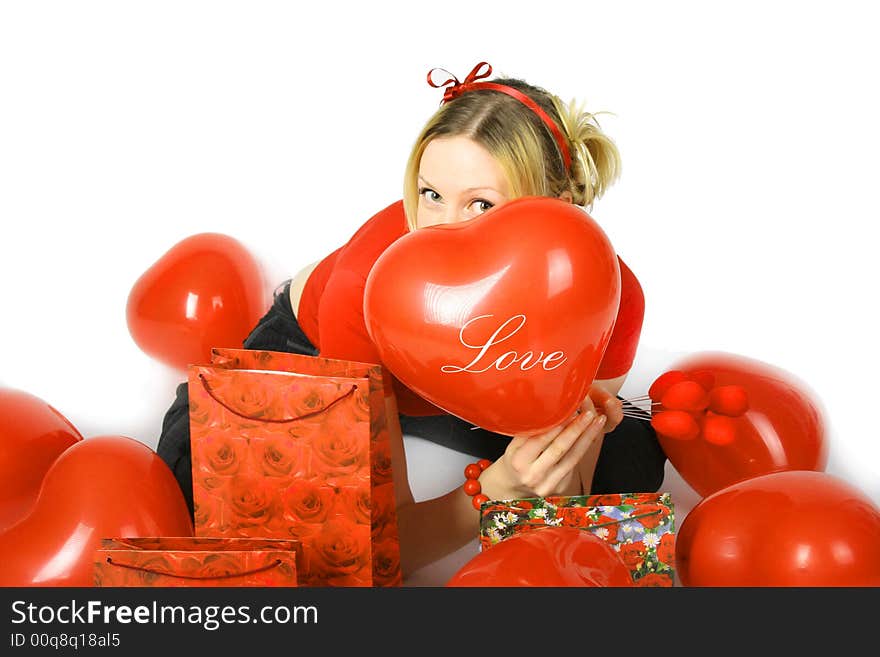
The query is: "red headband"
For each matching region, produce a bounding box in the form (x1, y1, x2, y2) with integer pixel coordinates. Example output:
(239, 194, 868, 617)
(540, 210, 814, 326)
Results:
(426, 62, 572, 171)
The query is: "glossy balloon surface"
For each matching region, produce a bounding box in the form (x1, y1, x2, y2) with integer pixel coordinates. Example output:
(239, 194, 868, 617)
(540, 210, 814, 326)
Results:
(365, 197, 621, 436)
(447, 526, 633, 587)
(677, 470, 880, 586)
(0, 387, 83, 532)
(127, 233, 266, 371)
(0, 435, 194, 586)
(654, 352, 827, 497)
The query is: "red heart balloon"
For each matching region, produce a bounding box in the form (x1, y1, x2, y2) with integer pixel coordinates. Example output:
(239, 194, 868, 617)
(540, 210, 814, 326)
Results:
(676, 470, 880, 586)
(127, 233, 267, 371)
(656, 352, 827, 497)
(0, 435, 193, 586)
(447, 526, 633, 587)
(0, 387, 83, 532)
(364, 197, 621, 435)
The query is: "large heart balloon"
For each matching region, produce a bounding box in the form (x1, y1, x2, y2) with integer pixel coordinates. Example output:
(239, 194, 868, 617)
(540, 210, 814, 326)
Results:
(127, 233, 267, 371)
(0, 435, 194, 586)
(364, 197, 621, 435)
(653, 352, 827, 497)
(0, 387, 83, 532)
(676, 470, 880, 586)
(447, 526, 633, 587)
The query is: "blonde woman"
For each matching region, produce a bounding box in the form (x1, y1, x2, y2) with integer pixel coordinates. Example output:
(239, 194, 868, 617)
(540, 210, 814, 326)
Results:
(157, 63, 666, 577)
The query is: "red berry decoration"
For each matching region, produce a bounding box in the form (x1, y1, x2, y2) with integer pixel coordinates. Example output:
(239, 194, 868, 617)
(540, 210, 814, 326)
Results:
(463, 479, 482, 496)
(708, 385, 750, 417)
(690, 370, 716, 392)
(702, 413, 738, 445)
(464, 463, 482, 480)
(651, 410, 700, 440)
(472, 494, 489, 510)
(660, 381, 710, 412)
(648, 370, 690, 402)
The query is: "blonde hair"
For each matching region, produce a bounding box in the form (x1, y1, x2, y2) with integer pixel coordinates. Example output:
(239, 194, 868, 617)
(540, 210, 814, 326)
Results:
(403, 77, 621, 231)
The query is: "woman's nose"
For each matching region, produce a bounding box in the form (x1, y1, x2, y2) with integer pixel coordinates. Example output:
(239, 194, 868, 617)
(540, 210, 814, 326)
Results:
(442, 206, 465, 225)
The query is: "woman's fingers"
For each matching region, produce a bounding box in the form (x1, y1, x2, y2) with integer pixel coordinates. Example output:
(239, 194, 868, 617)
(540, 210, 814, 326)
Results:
(532, 408, 597, 471)
(502, 386, 619, 496)
(507, 416, 574, 462)
(589, 385, 624, 433)
(580, 395, 598, 414)
(510, 391, 604, 467)
(588, 384, 613, 409)
(602, 397, 624, 432)
(543, 414, 606, 491)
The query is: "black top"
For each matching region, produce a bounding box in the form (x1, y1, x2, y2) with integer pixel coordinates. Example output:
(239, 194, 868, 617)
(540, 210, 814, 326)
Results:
(156, 280, 667, 518)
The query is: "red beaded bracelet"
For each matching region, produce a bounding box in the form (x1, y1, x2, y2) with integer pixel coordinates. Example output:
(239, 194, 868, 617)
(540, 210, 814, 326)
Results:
(463, 458, 493, 510)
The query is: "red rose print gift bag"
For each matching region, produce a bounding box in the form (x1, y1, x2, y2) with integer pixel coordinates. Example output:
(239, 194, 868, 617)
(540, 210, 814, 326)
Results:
(93, 537, 300, 587)
(188, 348, 402, 587)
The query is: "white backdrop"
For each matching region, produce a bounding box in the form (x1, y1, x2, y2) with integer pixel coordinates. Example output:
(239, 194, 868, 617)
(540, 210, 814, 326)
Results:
(2, 1, 878, 586)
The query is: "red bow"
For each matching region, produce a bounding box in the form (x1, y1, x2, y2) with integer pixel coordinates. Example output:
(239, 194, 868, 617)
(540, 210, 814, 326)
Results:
(424, 61, 573, 171)
(427, 62, 493, 103)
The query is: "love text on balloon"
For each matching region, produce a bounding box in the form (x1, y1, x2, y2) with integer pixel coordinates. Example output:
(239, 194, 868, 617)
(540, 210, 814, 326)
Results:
(440, 314, 567, 374)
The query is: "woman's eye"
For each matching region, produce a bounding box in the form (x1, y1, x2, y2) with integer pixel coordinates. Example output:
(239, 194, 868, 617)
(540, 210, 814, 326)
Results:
(471, 199, 494, 213)
(419, 187, 441, 203)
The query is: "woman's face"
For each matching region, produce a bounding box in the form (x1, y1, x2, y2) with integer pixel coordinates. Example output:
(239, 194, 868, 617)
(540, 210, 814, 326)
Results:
(415, 136, 511, 229)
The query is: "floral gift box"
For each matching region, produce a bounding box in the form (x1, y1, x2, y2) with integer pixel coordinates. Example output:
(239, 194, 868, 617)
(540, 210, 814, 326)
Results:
(479, 492, 676, 587)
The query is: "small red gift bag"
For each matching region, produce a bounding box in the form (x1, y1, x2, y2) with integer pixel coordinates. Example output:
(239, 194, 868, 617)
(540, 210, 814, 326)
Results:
(188, 348, 402, 587)
(480, 492, 676, 587)
(93, 537, 299, 587)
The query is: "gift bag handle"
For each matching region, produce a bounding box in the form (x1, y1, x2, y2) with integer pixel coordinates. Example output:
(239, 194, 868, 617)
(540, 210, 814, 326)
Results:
(198, 373, 357, 423)
(104, 557, 284, 580)
(519, 509, 663, 530)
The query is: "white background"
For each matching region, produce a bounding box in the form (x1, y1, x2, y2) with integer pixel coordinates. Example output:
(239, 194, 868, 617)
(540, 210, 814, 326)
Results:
(1, 1, 878, 585)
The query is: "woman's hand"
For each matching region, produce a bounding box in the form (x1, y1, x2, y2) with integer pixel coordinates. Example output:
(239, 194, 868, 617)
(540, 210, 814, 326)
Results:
(480, 391, 610, 501)
(585, 384, 624, 434)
